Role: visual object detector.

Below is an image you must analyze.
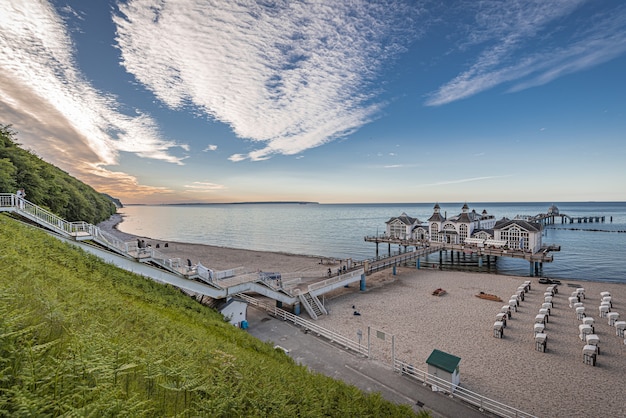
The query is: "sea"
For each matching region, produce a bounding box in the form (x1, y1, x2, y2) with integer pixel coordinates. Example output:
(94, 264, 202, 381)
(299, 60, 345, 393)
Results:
(115, 201, 626, 284)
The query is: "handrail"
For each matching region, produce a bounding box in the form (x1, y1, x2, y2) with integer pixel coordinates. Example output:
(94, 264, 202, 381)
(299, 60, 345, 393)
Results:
(393, 358, 535, 417)
(243, 293, 533, 417)
(308, 269, 362, 292)
(239, 294, 368, 356)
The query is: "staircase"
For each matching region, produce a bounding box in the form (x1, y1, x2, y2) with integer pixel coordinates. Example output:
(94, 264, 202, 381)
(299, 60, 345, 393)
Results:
(298, 292, 327, 320)
(0, 193, 186, 275)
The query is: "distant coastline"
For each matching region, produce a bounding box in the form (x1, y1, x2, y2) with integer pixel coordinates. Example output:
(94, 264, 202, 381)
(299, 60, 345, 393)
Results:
(124, 201, 320, 206)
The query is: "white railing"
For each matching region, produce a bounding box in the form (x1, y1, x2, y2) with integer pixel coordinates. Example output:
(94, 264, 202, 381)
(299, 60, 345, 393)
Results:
(241, 292, 534, 418)
(308, 269, 363, 292)
(215, 267, 247, 280)
(392, 359, 535, 418)
(1, 193, 186, 273)
(240, 295, 368, 356)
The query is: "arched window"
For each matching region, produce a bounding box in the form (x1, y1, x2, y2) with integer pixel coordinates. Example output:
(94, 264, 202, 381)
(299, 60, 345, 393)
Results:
(430, 223, 439, 242)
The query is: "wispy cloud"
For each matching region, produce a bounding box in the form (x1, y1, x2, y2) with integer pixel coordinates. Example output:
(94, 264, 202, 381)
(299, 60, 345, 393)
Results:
(0, 1, 186, 197)
(184, 181, 227, 192)
(425, 1, 626, 106)
(203, 145, 218, 152)
(419, 175, 511, 187)
(113, 0, 422, 161)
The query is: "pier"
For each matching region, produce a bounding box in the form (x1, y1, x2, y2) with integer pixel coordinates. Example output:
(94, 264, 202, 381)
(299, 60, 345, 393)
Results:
(524, 204, 607, 225)
(363, 236, 558, 276)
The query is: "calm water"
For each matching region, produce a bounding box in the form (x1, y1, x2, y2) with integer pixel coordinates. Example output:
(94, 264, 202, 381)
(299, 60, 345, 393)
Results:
(116, 202, 626, 283)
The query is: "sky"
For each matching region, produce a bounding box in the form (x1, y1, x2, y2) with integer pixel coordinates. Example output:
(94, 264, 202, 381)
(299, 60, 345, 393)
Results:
(1, 0, 625, 205)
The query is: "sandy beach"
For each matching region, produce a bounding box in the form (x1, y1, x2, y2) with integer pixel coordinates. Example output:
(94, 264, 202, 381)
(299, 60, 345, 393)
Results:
(99, 214, 626, 418)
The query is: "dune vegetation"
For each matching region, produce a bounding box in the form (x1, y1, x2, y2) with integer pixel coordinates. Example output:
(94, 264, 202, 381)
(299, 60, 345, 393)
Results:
(0, 125, 117, 225)
(0, 215, 420, 417)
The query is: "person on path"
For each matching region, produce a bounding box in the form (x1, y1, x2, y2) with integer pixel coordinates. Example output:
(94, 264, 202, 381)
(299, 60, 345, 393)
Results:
(16, 188, 26, 209)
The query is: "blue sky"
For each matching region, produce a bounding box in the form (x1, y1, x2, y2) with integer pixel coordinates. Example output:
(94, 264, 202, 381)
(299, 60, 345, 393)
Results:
(1, 0, 625, 204)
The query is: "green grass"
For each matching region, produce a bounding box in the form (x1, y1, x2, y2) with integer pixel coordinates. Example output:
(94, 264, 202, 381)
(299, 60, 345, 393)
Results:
(0, 215, 422, 417)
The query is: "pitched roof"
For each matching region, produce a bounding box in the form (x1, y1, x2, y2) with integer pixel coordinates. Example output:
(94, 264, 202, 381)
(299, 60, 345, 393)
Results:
(428, 213, 445, 222)
(386, 212, 419, 225)
(494, 218, 542, 232)
(426, 349, 461, 373)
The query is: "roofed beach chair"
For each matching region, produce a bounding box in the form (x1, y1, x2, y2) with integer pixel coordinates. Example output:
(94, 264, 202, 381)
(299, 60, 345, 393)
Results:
(582, 316, 595, 333)
(493, 321, 504, 338)
(535, 313, 546, 325)
(535, 333, 547, 352)
(579, 324, 592, 341)
(607, 311, 619, 326)
(568, 296, 578, 308)
(576, 288, 585, 299)
(583, 345, 597, 366)
(534, 323, 545, 336)
(599, 305, 610, 318)
(614, 321, 626, 337)
(586, 334, 600, 355)
(544, 295, 553, 308)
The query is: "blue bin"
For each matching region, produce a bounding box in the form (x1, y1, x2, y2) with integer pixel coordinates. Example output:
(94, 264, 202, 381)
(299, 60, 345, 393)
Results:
(240, 320, 248, 330)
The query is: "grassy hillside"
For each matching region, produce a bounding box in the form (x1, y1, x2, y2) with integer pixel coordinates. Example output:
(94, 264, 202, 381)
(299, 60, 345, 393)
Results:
(0, 125, 117, 224)
(0, 216, 420, 417)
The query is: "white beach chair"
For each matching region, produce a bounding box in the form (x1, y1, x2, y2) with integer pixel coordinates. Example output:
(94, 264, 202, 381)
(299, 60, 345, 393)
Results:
(599, 305, 610, 318)
(600, 291, 611, 298)
(509, 299, 518, 312)
(568, 296, 578, 308)
(586, 334, 600, 355)
(496, 312, 507, 327)
(523, 281, 532, 291)
(576, 288, 585, 299)
(576, 306, 586, 320)
(535, 314, 546, 325)
(535, 333, 547, 352)
(614, 321, 626, 337)
(493, 321, 504, 338)
(501, 305, 512, 319)
(539, 308, 550, 321)
(542, 302, 552, 315)
(607, 312, 619, 326)
(544, 296, 553, 308)
(602, 296, 612, 308)
(579, 324, 592, 341)
(534, 323, 545, 336)
(582, 317, 595, 333)
(516, 289, 525, 301)
(573, 302, 584, 309)
(583, 345, 597, 366)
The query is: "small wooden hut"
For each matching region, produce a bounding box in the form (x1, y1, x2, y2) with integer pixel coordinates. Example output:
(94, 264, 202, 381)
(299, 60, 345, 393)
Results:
(426, 349, 461, 392)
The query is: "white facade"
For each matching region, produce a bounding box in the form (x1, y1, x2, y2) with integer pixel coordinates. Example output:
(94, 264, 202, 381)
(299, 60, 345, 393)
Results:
(385, 212, 421, 239)
(384, 203, 544, 253)
(427, 203, 497, 245)
(493, 219, 543, 253)
(220, 298, 248, 328)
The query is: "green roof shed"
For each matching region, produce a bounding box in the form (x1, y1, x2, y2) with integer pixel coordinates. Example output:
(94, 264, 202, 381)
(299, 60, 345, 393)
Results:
(426, 349, 461, 391)
(426, 349, 461, 374)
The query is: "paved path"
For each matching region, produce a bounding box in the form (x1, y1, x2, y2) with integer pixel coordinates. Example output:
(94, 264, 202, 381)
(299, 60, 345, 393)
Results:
(246, 307, 493, 418)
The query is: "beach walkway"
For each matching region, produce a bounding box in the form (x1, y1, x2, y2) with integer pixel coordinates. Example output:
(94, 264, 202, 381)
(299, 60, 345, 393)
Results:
(246, 306, 494, 418)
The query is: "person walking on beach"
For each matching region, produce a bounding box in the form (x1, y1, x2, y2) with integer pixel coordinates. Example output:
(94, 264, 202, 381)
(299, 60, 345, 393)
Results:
(16, 188, 26, 209)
